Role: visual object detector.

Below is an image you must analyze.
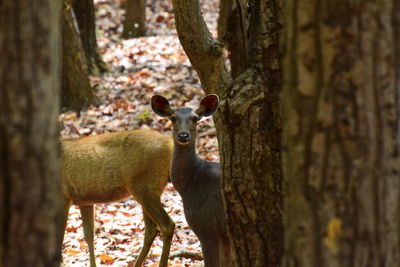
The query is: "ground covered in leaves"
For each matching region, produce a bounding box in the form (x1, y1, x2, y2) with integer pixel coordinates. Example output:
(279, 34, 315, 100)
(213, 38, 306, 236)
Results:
(60, 0, 219, 266)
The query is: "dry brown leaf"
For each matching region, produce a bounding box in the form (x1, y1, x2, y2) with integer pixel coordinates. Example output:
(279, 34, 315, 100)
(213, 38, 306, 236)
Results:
(65, 248, 81, 256)
(98, 253, 114, 262)
(120, 211, 133, 217)
(79, 240, 88, 250)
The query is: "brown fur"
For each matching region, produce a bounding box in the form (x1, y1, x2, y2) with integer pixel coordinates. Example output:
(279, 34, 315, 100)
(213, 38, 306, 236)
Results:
(61, 129, 174, 267)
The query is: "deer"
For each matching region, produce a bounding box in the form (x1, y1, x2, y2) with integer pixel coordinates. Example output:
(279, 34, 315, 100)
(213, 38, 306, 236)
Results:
(61, 129, 175, 267)
(151, 94, 231, 267)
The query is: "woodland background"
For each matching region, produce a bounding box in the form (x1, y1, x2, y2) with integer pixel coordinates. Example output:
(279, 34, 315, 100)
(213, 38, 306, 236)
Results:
(1, 0, 399, 267)
(63, 0, 217, 266)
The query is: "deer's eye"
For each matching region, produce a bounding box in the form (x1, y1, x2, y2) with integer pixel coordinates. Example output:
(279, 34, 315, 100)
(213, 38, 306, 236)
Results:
(170, 116, 177, 123)
(192, 116, 199, 123)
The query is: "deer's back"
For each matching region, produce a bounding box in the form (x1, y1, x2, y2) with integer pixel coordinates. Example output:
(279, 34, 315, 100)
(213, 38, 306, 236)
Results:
(61, 130, 173, 205)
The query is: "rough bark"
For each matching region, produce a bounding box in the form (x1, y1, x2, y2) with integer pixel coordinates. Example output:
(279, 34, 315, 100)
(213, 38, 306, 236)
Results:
(282, 0, 400, 266)
(62, 1, 99, 111)
(122, 0, 147, 38)
(72, 0, 108, 75)
(172, 0, 283, 266)
(0, 0, 65, 266)
(217, 0, 248, 78)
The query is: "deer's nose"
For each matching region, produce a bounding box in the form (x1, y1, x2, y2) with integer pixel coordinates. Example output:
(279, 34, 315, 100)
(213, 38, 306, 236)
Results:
(177, 132, 190, 143)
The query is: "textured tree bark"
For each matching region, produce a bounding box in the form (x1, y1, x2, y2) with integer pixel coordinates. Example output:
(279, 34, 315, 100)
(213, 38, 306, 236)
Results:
(122, 0, 146, 38)
(172, 0, 283, 266)
(0, 0, 65, 266)
(62, 1, 99, 111)
(217, 0, 248, 78)
(72, 0, 108, 74)
(282, 0, 400, 266)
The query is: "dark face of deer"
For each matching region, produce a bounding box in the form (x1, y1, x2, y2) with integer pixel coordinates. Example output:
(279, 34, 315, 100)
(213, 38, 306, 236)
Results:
(151, 95, 219, 146)
(170, 107, 199, 145)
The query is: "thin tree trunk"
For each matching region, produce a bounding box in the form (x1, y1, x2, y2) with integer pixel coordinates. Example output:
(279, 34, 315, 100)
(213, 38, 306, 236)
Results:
(62, 1, 99, 111)
(282, 0, 400, 266)
(72, 0, 108, 75)
(0, 0, 64, 266)
(122, 0, 146, 38)
(172, 0, 228, 93)
(172, 0, 284, 266)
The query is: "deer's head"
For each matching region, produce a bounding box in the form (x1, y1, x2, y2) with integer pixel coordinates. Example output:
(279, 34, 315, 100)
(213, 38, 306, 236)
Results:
(151, 94, 219, 145)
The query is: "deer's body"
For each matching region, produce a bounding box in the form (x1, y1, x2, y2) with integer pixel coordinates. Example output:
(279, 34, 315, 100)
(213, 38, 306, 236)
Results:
(151, 95, 231, 267)
(171, 145, 225, 239)
(171, 145, 229, 267)
(61, 129, 174, 267)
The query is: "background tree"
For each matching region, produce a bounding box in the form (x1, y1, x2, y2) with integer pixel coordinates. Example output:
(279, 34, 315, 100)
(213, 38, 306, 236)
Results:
(122, 0, 147, 38)
(0, 0, 65, 266)
(282, 0, 400, 266)
(72, 0, 108, 75)
(62, 0, 99, 111)
(172, 0, 283, 266)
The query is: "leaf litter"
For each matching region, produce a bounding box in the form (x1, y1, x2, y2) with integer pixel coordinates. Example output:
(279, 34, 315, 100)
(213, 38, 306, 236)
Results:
(60, 0, 219, 266)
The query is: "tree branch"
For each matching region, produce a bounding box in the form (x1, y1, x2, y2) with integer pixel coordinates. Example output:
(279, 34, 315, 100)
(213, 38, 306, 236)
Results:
(169, 251, 203, 260)
(171, 0, 230, 94)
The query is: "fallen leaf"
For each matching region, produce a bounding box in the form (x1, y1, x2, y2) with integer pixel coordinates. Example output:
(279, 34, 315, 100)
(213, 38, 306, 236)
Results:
(65, 248, 81, 256)
(120, 211, 133, 217)
(79, 240, 88, 250)
(98, 253, 114, 262)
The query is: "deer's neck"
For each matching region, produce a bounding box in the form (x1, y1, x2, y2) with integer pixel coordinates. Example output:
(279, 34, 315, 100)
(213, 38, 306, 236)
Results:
(170, 141, 201, 194)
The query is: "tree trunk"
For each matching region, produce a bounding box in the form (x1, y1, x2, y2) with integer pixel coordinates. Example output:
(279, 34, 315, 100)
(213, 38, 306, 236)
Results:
(172, 0, 284, 266)
(217, 0, 248, 79)
(62, 1, 99, 111)
(122, 0, 146, 39)
(72, 0, 108, 75)
(282, 0, 400, 266)
(0, 0, 65, 266)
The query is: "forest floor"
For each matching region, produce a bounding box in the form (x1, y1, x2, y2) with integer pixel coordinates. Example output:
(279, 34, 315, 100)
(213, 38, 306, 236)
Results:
(60, 0, 219, 266)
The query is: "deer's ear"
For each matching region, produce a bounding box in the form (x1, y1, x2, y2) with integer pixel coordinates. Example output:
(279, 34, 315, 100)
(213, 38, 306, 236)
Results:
(197, 94, 219, 117)
(151, 95, 173, 117)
